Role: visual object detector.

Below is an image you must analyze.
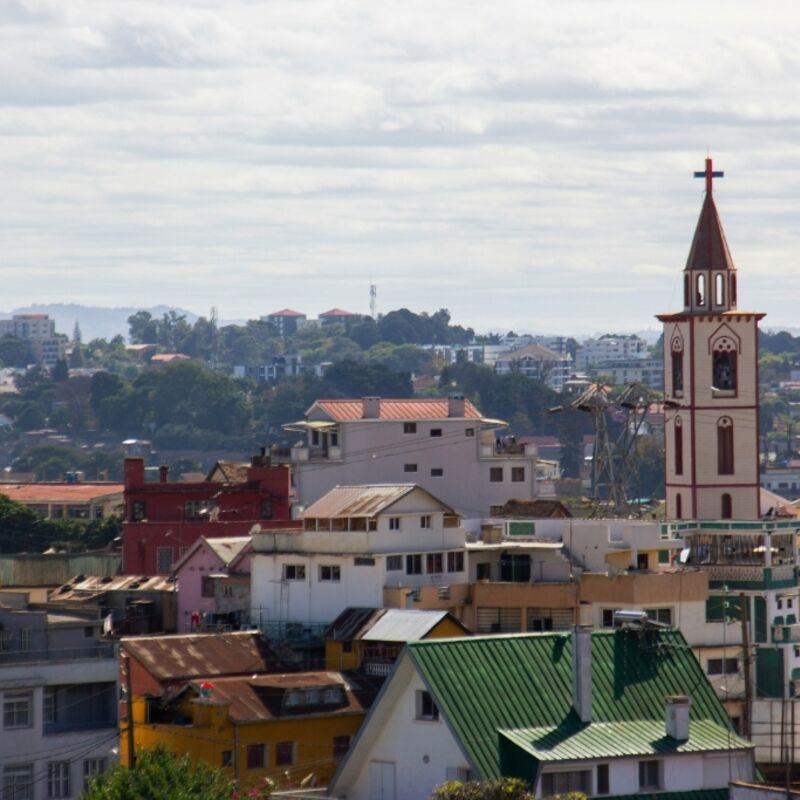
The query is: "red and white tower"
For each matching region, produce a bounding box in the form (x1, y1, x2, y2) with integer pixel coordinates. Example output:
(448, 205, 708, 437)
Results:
(658, 159, 764, 521)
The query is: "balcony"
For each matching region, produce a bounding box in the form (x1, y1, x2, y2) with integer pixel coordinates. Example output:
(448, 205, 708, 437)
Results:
(0, 643, 115, 666)
(44, 718, 116, 735)
(479, 434, 537, 460)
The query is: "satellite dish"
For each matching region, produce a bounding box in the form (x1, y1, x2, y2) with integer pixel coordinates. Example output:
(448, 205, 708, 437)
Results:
(679, 547, 691, 564)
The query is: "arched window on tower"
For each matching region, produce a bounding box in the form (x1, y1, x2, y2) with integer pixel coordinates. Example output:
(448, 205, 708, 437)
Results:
(717, 418, 734, 475)
(684, 274, 690, 307)
(731, 274, 737, 306)
(715, 273, 725, 306)
(696, 274, 706, 306)
(674, 417, 683, 476)
(712, 340, 738, 393)
(721, 493, 732, 519)
(672, 341, 684, 396)
(676, 493, 682, 519)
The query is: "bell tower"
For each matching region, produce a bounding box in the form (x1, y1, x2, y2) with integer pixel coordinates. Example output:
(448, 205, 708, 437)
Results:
(657, 159, 764, 521)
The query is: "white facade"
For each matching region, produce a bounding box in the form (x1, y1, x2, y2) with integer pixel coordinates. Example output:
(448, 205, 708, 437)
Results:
(493, 344, 572, 392)
(280, 398, 539, 519)
(575, 334, 650, 371)
(0, 315, 65, 367)
(250, 487, 468, 625)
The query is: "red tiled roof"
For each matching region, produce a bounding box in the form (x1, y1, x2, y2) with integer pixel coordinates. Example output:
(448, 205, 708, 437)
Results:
(313, 398, 481, 421)
(319, 308, 356, 317)
(0, 484, 124, 503)
(268, 309, 305, 317)
(685, 192, 736, 272)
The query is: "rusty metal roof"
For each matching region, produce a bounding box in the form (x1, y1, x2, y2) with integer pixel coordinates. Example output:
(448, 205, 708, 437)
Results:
(311, 398, 481, 421)
(188, 671, 373, 723)
(122, 631, 273, 682)
(302, 484, 455, 519)
(50, 573, 175, 602)
(0, 483, 124, 503)
(685, 192, 736, 272)
(205, 460, 250, 483)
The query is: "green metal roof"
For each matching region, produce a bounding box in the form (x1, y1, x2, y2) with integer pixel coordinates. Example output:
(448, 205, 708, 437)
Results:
(500, 719, 752, 762)
(408, 629, 736, 780)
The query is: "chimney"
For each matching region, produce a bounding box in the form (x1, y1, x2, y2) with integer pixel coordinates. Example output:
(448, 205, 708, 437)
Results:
(251, 447, 271, 468)
(571, 625, 593, 723)
(447, 393, 466, 418)
(124, 458, 145, 491)
(362, 397, 381, 419)
(665, 695, 690, 740)
(159, 465, 169, 483)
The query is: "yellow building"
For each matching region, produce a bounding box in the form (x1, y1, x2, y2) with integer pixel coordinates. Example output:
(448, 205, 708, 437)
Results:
(324, 607, 470, 673)
(122, 671, 372, 789)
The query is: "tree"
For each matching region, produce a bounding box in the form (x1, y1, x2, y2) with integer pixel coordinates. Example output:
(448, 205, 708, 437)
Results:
(72, 321, 82, 344)
(51, 358, 69, 382)
(83, 748, 269, 800)
(0, 335, 34, 367)
(69, 344, 85, 368)
(431, 778, 538, 800)
(128, 311, 159, 344)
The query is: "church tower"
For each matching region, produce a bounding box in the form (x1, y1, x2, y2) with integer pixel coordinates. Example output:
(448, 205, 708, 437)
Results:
(658, 159, 764, 520)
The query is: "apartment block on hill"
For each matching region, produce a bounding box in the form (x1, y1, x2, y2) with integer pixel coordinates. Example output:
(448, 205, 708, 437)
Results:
(274, 396, 539, 519)
(493, 343, 572, 392)
(0, 314, 65, 367)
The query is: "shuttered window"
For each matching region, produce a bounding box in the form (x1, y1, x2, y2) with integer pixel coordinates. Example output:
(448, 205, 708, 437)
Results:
(476, 608, 521, 633)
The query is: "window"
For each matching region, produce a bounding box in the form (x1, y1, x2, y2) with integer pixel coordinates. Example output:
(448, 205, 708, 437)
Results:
(541, 770, 591, 797)
(430, 428, 442, 437)
(403, 463, 418, 473)
(201, 576, 215, 597)
(717, 418, 734, 475)
(420, 515, 432, 528)
(674, 417, 683, 475)
(715, 272, 725, 305)
(426, 553, 443, 574)
(446, 768, 474, 782)
(465, 427, 475, 437)
(447, 551, 464, 573)
(676, 492, 682, 519)
(721, 493, 732, 520)
(246, 744, 266, 769)
(157, 547, 173, 574)
(82, 759, 106, 791)
(276, 742, 295, 766)
(511, 467, 525, 482)
(3, 765, 33, 800)
(403, 422, 417, 434)
(185, 499, 218, 520)
(354, 557, 375, 566)
(131, 501, 146, 522)
(221, 751, 233, 768)
(431, 468, 444, 477)
(707, 657, 739, 676)
(311, 430, 320, 446)
(489, 467, 503, 483)
(684, 272, 690, 306)
(601, 609, 616, 628)
(3, 691, 32, 729)
(387, 555, 402, 571)
(415, 690, 439, 721)
(646, 608, 673, 625)
(389, 517, 401, 531)
(596, 764, 610, 795)
(43, 689, 55, 725)
(283, 564, 306, 581)
(47, 762, 70, 799)
(696, 273, 706, 306)
(639, 760, 661, 790)
(476, 562, 491, 580)
(672, 349, 683, 394)
(323, 687, 344, 704)
(713, 348, 737, 393)
(319, 565, 341, 582)
(333, 735, 350, 759)
(406, 554, 422, 575)
(260, 500, 273, 519)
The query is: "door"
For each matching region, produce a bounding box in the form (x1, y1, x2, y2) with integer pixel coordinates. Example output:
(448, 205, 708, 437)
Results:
(369, 760, 396, 800)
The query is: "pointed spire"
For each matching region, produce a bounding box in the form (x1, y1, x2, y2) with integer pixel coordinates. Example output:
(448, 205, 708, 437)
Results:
(684, 188, 736, 272)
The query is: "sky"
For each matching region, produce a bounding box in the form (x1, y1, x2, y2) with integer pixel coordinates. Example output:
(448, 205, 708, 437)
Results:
(2, 1, 800, 336)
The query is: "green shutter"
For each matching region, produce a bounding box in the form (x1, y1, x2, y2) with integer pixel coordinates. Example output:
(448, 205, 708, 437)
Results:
(756, 647, 784, 699)
(705, 595, 743, 622)
(754, 596, 768, 644)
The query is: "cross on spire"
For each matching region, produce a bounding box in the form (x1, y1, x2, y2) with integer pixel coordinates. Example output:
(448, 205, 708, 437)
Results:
(694, 157, 724, 194)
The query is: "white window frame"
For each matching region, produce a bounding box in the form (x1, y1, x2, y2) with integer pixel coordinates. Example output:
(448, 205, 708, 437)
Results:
(3, 691, 33, 730)
(47, 761, 70, 799)
(415, 690, 439, 721)
(420, 515, 432, 529)
(388, 517, 401, 531)
(638, 759, 662, 791)
(3, 764, 33, 800)
(82, 758, 107, 791)
(283, 564, 306, 581)
(318, 565, 341, 582)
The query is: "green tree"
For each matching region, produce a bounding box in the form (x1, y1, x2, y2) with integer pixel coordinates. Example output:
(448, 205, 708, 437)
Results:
(0, 335, 34, 367)
(82, 748, 266, 800)
(430, 778, 537, 800)
(69, 344, 85, 368)
(128, 311, 159, 344)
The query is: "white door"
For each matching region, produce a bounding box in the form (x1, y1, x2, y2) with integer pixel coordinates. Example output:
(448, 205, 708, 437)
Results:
(369, 760, 396, 800)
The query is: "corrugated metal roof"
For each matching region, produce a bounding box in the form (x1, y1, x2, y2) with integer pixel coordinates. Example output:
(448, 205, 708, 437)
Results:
(325, 608, 384, 641)
(409, 629, 735, 780)
(302, 484, 417, 518)
(51, 573, 174, 602)
(500, 719, 751, 762)
(0, 483, 124, 503)
(122, 631, 273, 682)
(360, 609, 451, 643)
(312, 398, 482, 421)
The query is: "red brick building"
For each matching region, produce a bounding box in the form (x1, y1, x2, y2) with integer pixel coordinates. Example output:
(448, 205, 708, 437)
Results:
(122, 454, 297, 575)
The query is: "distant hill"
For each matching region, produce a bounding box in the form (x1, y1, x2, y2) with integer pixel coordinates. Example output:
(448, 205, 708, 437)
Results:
(0, 304, 199, 342)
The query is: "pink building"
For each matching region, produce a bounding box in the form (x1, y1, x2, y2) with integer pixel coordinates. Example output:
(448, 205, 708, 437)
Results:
(174, 536, 252, 633)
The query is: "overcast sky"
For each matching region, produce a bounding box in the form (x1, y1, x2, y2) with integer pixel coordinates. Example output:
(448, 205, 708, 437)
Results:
(2, 1, 800, 335)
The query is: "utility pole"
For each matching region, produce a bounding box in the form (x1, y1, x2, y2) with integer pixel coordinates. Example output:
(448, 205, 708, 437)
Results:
(124, 654, 136, 768)
(740, 593, 753, 740)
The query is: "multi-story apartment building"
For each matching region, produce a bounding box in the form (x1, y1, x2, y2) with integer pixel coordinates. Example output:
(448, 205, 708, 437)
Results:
(575, 333, 650, 371)
(276, 396, 539, 520)
(593, 357, 665, 390)
(0, 598, 118, 799)
(261, 309, 306, 337)
(493, 343, 572, 392)
(233, 354, 306, 382)
(0, 314, 66, 367)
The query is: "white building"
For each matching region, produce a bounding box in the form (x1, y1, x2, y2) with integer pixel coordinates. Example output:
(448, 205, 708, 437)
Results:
(493, 344, 572, 392)
(575, 334, 650, 371)
(0, 598, 118, 800)
(0, 314, 65, 367)
(330, 627, 754, 800)
(250, 484, 468, 626)
(276, 396, 539, 521)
